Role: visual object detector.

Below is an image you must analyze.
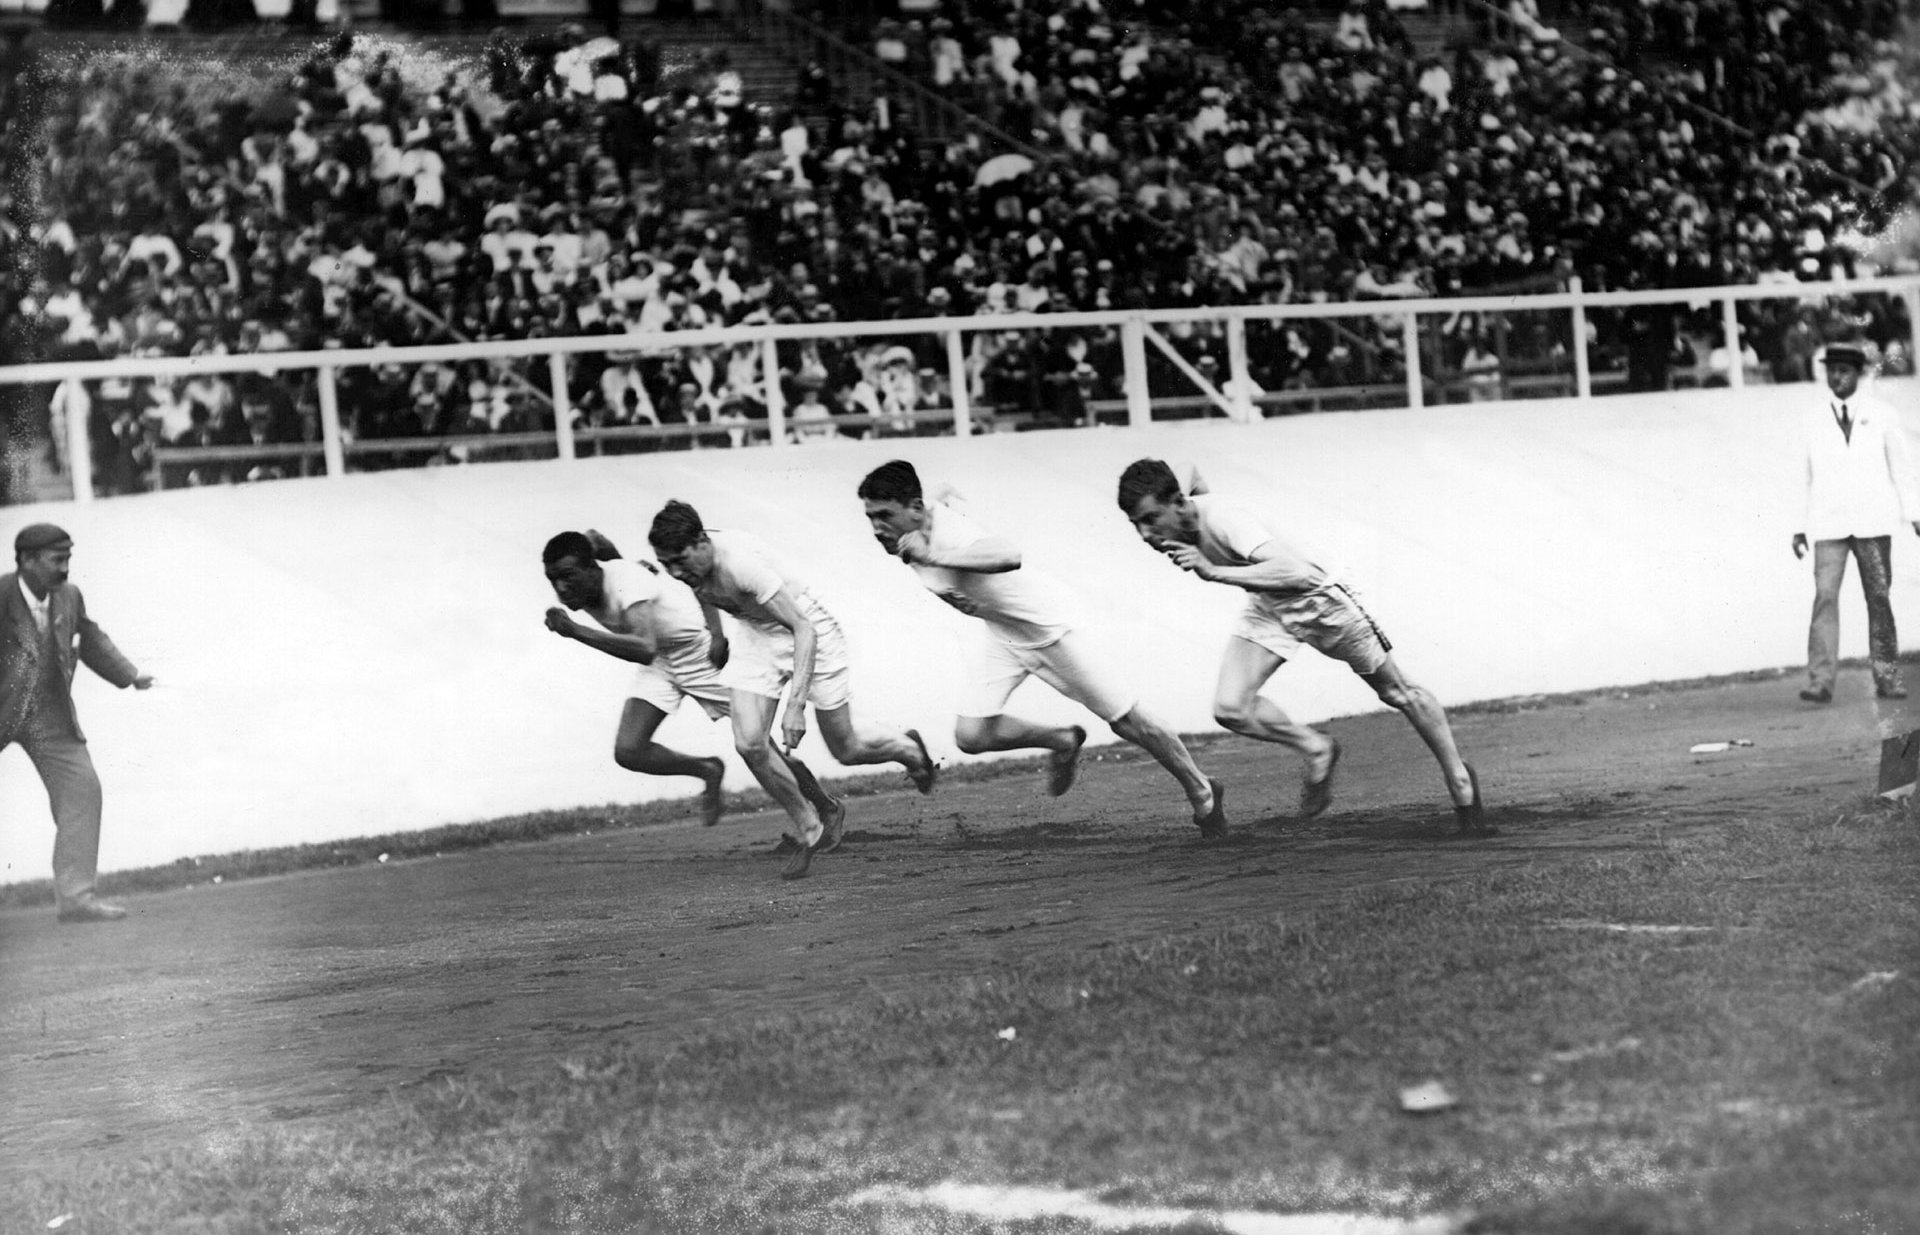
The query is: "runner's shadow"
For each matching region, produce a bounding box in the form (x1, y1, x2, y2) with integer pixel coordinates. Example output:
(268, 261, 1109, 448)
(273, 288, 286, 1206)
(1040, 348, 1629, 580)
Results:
(941, 818, 1131, 850)
(1237, 795, 1643, 846)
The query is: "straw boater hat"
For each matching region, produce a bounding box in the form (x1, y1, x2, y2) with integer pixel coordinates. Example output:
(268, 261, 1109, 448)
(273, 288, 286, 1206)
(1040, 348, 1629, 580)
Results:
(1823, 344, 1869, 369)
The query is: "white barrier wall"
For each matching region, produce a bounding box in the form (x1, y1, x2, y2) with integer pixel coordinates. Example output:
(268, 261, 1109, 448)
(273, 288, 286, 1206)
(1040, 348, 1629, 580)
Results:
(3, 381, 1916, 881)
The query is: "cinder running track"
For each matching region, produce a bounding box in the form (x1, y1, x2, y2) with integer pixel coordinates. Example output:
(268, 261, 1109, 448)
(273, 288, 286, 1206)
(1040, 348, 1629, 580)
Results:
(0, 671, 1887, 1183)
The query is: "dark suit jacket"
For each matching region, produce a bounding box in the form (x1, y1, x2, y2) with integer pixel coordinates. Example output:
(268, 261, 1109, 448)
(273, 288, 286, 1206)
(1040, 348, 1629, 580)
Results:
(0, 572, 139, 746)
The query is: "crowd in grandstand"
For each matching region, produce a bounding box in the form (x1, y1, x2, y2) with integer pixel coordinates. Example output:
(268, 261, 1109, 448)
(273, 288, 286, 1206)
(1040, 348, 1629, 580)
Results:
(0, 0, 1914, 496)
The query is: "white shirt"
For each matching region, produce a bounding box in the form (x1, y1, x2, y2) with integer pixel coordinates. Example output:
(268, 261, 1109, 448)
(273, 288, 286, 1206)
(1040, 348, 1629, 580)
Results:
(1192, 494, 1341, 607)
(1802, 388, 1920, 540)
(18, 577, 49, 636)
(790, 397, 839, 441)
(910, 503, 1074, 650)
(585, 559, 708, 655)
(696, 530, 835, 639)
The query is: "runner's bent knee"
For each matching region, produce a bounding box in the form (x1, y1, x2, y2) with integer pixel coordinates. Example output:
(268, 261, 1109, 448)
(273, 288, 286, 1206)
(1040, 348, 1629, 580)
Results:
(954, 718, 994, 755)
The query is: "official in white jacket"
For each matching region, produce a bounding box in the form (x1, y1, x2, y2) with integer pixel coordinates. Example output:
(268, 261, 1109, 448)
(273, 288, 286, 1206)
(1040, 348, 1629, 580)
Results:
(1792, 344, 1920, 703)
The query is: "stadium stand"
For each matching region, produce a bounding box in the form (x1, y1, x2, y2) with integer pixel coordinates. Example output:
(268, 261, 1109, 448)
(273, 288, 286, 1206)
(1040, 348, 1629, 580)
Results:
(0, 0, 1914, 498)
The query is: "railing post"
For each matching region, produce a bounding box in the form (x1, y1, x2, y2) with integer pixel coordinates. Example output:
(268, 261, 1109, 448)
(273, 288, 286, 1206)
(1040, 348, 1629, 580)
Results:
(1402, 312, 1423, 410)
(317, 363, 346, 477)
(1226, 318, 1256, 422)
(1121, 317, 1152, 426)
(1721, 297, 1744, 391)
(762, 337, 787, 446)
(945, 329, 972, 436)
(1570, 277, 1592, 400)
(1905, 285, 1920, 373)
(64, 383, 94, 503)
(548, 353, 576, 460)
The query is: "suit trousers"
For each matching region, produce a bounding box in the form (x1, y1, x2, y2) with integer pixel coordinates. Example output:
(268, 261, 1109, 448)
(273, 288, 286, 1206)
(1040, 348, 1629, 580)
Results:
(10, 705, 105, 909)
(1808, 536, 1900, 692)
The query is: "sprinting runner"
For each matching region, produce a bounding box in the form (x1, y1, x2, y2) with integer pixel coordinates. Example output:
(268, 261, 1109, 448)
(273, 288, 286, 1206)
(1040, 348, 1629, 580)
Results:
(858, 460, 1227, 837)
(542, 527, 841, 838)
(1116, 459, 1491, 835)
(647, 501, 937, 879)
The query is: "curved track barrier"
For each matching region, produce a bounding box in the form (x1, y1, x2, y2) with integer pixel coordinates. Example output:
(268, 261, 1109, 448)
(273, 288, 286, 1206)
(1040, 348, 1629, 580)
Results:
(3, 378, 1916, 878)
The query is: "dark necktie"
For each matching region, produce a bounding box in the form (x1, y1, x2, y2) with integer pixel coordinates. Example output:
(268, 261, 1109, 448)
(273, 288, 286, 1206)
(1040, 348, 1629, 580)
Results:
(1836, 402, 1853, 444)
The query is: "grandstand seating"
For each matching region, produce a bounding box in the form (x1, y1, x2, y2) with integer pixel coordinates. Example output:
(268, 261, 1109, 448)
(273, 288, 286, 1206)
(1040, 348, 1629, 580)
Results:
(0, 0, 1915, 503)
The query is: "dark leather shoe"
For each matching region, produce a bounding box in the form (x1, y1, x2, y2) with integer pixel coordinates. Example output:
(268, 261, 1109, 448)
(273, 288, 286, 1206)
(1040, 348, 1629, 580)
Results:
(1195, 777, 1228, 839)
(1877, 683, 1908, 700)
(813, 796, 847, 854)
(1799, 686, 1833, 704)
(1301, 737, 1341, 818)
(905, 729, 939, 795)
(781, 839, 812, 880)
(1048, 725, 1087, 797)
(1456, 764, 1497, 837)
(699, 759, 726, 827)
(57, 899, 128, 923)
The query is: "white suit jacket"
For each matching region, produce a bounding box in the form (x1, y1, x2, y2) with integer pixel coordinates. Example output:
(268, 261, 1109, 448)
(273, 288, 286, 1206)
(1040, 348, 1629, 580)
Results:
(1802, 389, 1920, 541)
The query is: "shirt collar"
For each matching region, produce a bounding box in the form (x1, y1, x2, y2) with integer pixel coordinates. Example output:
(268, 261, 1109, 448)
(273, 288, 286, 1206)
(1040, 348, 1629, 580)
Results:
(18, 575, 49, 623)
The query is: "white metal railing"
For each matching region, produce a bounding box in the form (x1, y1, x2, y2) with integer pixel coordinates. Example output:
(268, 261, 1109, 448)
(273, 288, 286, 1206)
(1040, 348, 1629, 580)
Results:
(5, 274, 1918, 502)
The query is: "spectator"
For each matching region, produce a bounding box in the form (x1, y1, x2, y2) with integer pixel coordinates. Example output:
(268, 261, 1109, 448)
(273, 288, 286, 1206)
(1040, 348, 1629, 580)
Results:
(789, 385, 841, 442)
(5, 2, 1916, 495)
(1460, 334, 1503, 401)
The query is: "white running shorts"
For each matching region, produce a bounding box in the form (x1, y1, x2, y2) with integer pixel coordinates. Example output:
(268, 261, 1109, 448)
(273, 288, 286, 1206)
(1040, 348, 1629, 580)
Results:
(957, 627, 1136, 723)
(720, 613, 855, 711)
(1234, 583, 1392, 674)
(627, 640, 730, 721)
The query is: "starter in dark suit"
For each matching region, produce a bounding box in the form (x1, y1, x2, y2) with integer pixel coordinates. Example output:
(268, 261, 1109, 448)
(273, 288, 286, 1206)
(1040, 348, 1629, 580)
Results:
(2, 523, 151, 922)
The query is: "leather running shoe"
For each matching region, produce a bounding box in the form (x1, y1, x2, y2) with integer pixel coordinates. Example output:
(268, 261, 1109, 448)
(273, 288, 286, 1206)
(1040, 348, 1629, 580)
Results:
(1877, 683, 1909, 700)
(57, 899, 128, 923)
(1048, 725, 1088, 797)
(699, 759, 726, 827)
(1799, 686, 1833, 704)
(1196, 777, 1228, 839)
(814, 796, 847, 854)
(1301, 737, 1341, 818)
(1456, 763, 1497, 837)
(905, 729, 939, 795)
(781, 838, 813, 880)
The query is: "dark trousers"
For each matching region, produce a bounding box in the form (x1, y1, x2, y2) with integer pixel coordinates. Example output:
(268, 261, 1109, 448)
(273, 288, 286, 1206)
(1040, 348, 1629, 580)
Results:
(1809, 536, 1901, 692)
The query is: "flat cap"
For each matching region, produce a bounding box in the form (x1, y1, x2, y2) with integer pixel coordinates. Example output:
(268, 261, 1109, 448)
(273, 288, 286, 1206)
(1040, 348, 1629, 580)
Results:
(1824, 344, 1869, 369)
(14, 523, 72, 553)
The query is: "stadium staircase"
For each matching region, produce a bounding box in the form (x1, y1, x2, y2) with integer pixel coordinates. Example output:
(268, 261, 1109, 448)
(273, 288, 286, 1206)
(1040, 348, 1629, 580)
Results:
(18, 5, 803, 108)
(1296, 8, 1467, 58)
(470, 6, 801, 104)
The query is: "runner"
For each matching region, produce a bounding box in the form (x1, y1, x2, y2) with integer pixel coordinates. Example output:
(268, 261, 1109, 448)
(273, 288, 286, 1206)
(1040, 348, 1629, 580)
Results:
(542, 528, 841, 840)
(647, 501, 937, 879)
(1116, 459, 1491, 835)
(858, 460, 1227, 837)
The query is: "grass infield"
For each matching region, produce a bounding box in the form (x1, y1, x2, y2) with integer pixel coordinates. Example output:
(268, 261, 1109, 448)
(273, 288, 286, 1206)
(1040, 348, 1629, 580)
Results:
(6, 791, 1915, 1235)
